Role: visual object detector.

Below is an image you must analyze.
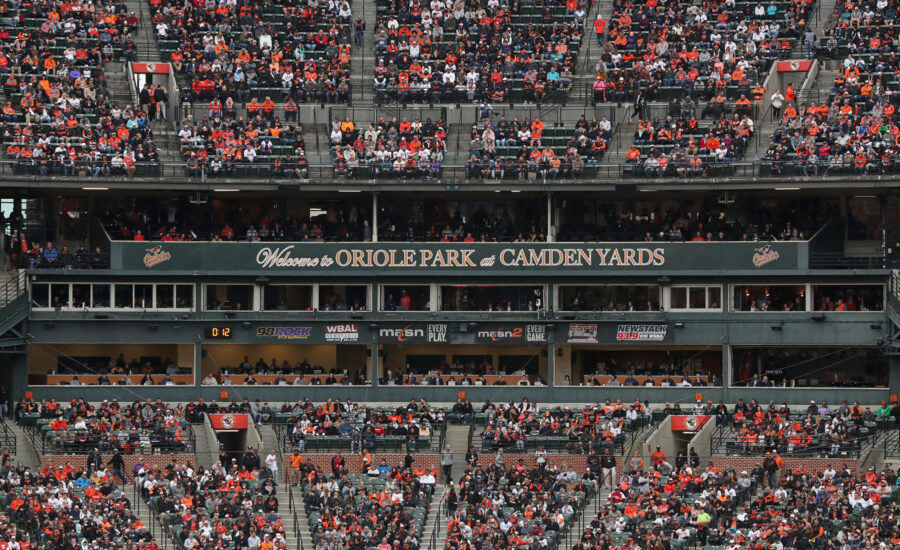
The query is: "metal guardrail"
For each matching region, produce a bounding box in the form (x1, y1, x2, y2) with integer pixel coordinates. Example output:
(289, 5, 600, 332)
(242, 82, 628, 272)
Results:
(0, 271, 26, 309)
(22, 419, 195, 455)
(7, 157, 900, 186)
(0, 416, 16, 455)
(809, 253, 885, 270)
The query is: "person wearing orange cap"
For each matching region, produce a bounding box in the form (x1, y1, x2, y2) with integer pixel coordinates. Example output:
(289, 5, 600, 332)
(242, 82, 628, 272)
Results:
(877, 400, 891, 418)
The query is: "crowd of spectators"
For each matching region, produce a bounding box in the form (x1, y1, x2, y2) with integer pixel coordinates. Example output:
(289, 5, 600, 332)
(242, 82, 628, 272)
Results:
(150, 0, 353, 105)
(16, 396, 190, 453)
(476, 399, 650, 454)
(723, 398, 896, 456)
(136, 455, 288, 549)
(591, 0, 814, 105)
(373, 0, 585, 104)
(557, 198, 822, 242)
(101, 197, 372, 242)
(573, 458, 900, 550)
(1, 460, 155, 550)
(299, 457, 435, 549)
(330, 116, 446, 179)
(763, 55, 900, 176)
(626, 112, 755, 178)
(281, 398, 441, 453)
(465, 115, 611, 180)
(443, 450, 592, 550)
(177, 112, 309, 179)
(0, 0, 161, 177)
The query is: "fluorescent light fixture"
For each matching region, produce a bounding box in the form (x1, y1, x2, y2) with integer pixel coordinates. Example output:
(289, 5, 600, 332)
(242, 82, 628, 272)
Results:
(510, 189, 521, 193)
(82, 187, 109, 190)
(338, 190, 361, 193)
(213, 188, 239, 192)
(639, 189, 656, 192)
(774, 187, 800, 191)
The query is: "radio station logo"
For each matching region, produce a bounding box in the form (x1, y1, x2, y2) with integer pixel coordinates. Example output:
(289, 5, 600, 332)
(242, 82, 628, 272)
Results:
(752, 245, 780, 268)
(142, 245, 171, 268)
(616, 324, 667, 342)
(378, 323, 448, 343)
(325, 323, 360, 342)
(256, 326, 312, 340)
(567, 323, 598, 344)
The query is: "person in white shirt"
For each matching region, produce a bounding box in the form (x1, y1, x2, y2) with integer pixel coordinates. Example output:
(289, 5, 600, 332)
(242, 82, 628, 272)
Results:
(265, 451, 278, 484)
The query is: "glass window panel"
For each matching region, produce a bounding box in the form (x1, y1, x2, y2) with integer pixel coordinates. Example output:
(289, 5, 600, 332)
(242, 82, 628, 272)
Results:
(156, 285, 174, 309)
(50, 284, 70, 308)
(114, 284, 134, 308)
(670, 287, 687, 309)
(176, 285, 194, 309)
(32, 283, 49, 308)
(135, 285, 153, 308)
(93, 284, 111, 307)
(689, 287, 706, 309)
(72, 284, 91, 308)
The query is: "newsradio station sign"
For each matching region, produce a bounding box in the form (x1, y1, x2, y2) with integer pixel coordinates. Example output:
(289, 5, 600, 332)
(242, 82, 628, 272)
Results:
(119, 242, 802, 274)
(567, 323, 672, 344)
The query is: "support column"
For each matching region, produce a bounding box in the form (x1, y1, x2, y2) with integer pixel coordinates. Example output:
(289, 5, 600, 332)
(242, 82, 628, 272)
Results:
(721, 344, 731, 388)
(889, 355, 900, 397)
(194, 341, 203, 387)
(372, 193, 378, 242)
(546, 192, 554, 243)
(547, 342, 556, 387)
(371, 344, 380, 389)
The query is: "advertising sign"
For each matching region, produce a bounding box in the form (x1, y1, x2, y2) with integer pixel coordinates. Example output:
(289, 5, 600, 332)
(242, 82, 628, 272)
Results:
(474, 323, 548, 344)
(115, 242, 803, 274)
(377, 323, 449, 344)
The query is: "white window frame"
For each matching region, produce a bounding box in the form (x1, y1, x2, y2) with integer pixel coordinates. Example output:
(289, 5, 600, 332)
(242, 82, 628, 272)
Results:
(669, 285, 723, 311)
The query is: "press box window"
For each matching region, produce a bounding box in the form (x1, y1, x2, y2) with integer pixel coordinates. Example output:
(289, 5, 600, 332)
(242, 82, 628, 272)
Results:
(813, 285, 884, 311)
(440, 285, 543, 311)
(264, 285, 313, 311)
(731, 285, 807, 312)
(382, 285, 430, 311)
(319, 285, 368, 311)
(671, 286, 722, 310)
(559, 285, 660, 311)
(204, 285, 252, 311)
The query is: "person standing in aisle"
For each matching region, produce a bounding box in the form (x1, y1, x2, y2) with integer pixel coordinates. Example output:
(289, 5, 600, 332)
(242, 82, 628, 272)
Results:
(265, 450, 278, 484)
(441, 444, 454, 483)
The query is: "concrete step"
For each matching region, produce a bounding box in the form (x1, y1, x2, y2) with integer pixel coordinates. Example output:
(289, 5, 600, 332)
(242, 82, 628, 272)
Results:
(7, 421, 41, 470)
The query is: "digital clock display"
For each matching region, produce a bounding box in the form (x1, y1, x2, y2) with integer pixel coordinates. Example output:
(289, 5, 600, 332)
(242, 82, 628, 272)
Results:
(205, 327, 233, 339)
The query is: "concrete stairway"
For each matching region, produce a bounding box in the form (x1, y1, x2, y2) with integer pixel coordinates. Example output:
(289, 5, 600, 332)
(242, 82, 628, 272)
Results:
(443, 424, 472, 483)
(277, 483, 301, 550)
(420, 483, 447, 550)
(351, 0, 377, 105)
(257, 423, 285, 482)
(125, 0, 163, 62)
(131, 484, 164, 542)
(103, 62, 136, 107)
(6, 421, 41, 469)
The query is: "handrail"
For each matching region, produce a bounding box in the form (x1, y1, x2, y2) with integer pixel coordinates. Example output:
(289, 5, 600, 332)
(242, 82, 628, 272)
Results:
(0, 416, 16, 455)
(4, 156, 900, 185)
(0, 271, 26, 310)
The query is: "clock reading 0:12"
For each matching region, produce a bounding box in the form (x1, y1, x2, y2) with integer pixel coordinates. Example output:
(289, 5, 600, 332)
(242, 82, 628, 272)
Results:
(205, 326, 233, 338)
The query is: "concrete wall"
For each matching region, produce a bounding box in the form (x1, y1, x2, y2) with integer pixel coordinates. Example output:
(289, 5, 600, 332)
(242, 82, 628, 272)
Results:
(22, 384, 892, 406)
(642, 416, 677, 466)
(687, 416, 717, 458)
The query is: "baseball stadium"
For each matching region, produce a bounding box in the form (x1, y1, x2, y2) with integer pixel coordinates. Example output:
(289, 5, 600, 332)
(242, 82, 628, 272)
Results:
(0, 0, 900, 547)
